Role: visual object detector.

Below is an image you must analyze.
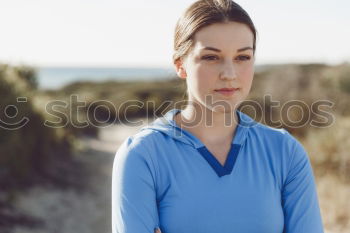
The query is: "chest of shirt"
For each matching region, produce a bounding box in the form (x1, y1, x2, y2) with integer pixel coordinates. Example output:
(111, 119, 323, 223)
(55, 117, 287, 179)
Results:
(157, 172, 284, 233)
(155, 144, 285, 233)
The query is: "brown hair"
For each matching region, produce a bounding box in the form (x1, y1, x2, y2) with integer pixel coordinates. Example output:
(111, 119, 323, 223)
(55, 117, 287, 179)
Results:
(173, 0, 257, 63)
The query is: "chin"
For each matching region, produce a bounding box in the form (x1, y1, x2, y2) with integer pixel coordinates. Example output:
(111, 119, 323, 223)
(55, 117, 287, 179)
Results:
(207, 104, 237, 113)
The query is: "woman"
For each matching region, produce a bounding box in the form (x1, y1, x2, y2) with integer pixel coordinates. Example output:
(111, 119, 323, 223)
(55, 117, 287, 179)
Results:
(112, 0, 324, 232)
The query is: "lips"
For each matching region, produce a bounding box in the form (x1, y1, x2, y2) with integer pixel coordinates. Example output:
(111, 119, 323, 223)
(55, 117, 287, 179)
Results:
(215, 88, 238, 91)
(214, 87, 239, 96)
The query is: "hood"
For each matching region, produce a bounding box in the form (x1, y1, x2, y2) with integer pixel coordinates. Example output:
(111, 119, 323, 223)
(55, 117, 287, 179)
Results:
(140, 108, 255, 149)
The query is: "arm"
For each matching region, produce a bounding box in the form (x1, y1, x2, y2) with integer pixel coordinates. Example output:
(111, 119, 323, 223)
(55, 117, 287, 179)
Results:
(112, 137, 160, 233)
(282, 138, 324, 233)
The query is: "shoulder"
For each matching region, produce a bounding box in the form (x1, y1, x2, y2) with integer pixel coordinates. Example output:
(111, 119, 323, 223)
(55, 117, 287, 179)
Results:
(114, 129, 164, 169)
(250, 121, 289, 138)
(116, 129, 160, 154)
(241, 113, 310, 185)
(240, 111, 305, 160)
(240, 111, 293, 145)
(251, 120, 302, 153)
(112, 130, 161, 197)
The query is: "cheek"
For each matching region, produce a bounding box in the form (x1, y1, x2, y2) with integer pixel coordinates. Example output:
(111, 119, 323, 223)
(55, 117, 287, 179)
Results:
(239, 65, 254, 85)
(189, 65, 216, 91)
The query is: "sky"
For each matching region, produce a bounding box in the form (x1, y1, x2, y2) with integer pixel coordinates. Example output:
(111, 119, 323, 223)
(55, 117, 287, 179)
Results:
(0, 0, 349, 68)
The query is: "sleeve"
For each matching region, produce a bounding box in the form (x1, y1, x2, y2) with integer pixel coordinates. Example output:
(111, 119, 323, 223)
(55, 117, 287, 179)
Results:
(282, 138, 324, 233)
(112, 137, 160, 233)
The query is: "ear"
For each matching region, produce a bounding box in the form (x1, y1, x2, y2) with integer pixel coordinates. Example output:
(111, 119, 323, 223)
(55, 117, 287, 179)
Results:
(174, 58, 187, 79)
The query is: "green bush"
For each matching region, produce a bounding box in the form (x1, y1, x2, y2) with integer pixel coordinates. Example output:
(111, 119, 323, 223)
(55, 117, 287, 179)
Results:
(0, 64, 84, 190)
(339, 72, 350, 94)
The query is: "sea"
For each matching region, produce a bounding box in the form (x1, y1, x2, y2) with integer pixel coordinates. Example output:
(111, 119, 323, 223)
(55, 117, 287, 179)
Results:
(37, 67, 177, 90)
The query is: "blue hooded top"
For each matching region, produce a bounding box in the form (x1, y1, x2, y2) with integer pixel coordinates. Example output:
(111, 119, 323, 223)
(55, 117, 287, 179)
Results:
(112, 108, 324, 233)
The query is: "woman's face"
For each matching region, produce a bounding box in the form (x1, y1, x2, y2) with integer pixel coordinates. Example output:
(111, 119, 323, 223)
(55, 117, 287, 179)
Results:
(175, 21, 255, 113)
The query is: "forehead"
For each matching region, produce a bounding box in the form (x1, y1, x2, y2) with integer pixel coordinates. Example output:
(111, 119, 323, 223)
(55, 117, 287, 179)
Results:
(192, 22, 254, 52)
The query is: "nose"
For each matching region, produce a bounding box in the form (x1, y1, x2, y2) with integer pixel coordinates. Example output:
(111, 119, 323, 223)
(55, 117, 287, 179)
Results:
(219, 59, 238, 80)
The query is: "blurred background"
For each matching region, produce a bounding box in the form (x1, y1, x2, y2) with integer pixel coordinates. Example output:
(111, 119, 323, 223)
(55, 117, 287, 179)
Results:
(0, 0, 349, 232)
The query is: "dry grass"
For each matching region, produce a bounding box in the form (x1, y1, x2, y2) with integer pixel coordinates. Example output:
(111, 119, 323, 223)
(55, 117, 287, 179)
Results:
(300, 115, 350, 232)
(316, 173, 350, 233)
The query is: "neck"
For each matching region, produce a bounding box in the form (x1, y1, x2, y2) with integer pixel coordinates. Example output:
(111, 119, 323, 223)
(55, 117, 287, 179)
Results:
(175, 102, 239, 144)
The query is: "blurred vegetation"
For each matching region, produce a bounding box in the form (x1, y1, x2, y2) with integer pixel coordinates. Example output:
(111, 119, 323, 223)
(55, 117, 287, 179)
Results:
(0, 64, 88, 230)
(303, 115, 350, 181)
(40, 78, 187, 132)
(244, 63, 350, 136)
(13, 66, 38, 89)
(301, 115, 350, 231)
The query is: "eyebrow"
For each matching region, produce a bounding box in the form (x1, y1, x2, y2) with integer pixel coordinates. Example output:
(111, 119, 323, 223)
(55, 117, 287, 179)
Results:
(201, 46, 253, 52)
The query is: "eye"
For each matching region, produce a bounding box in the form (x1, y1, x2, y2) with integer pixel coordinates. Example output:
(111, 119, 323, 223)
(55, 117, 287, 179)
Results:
(201, 55, 219, 61)
(236, 55, 251, 61)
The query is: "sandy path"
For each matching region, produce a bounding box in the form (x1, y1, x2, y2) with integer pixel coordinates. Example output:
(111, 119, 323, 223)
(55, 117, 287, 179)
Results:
(11, 118, 150, 233)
